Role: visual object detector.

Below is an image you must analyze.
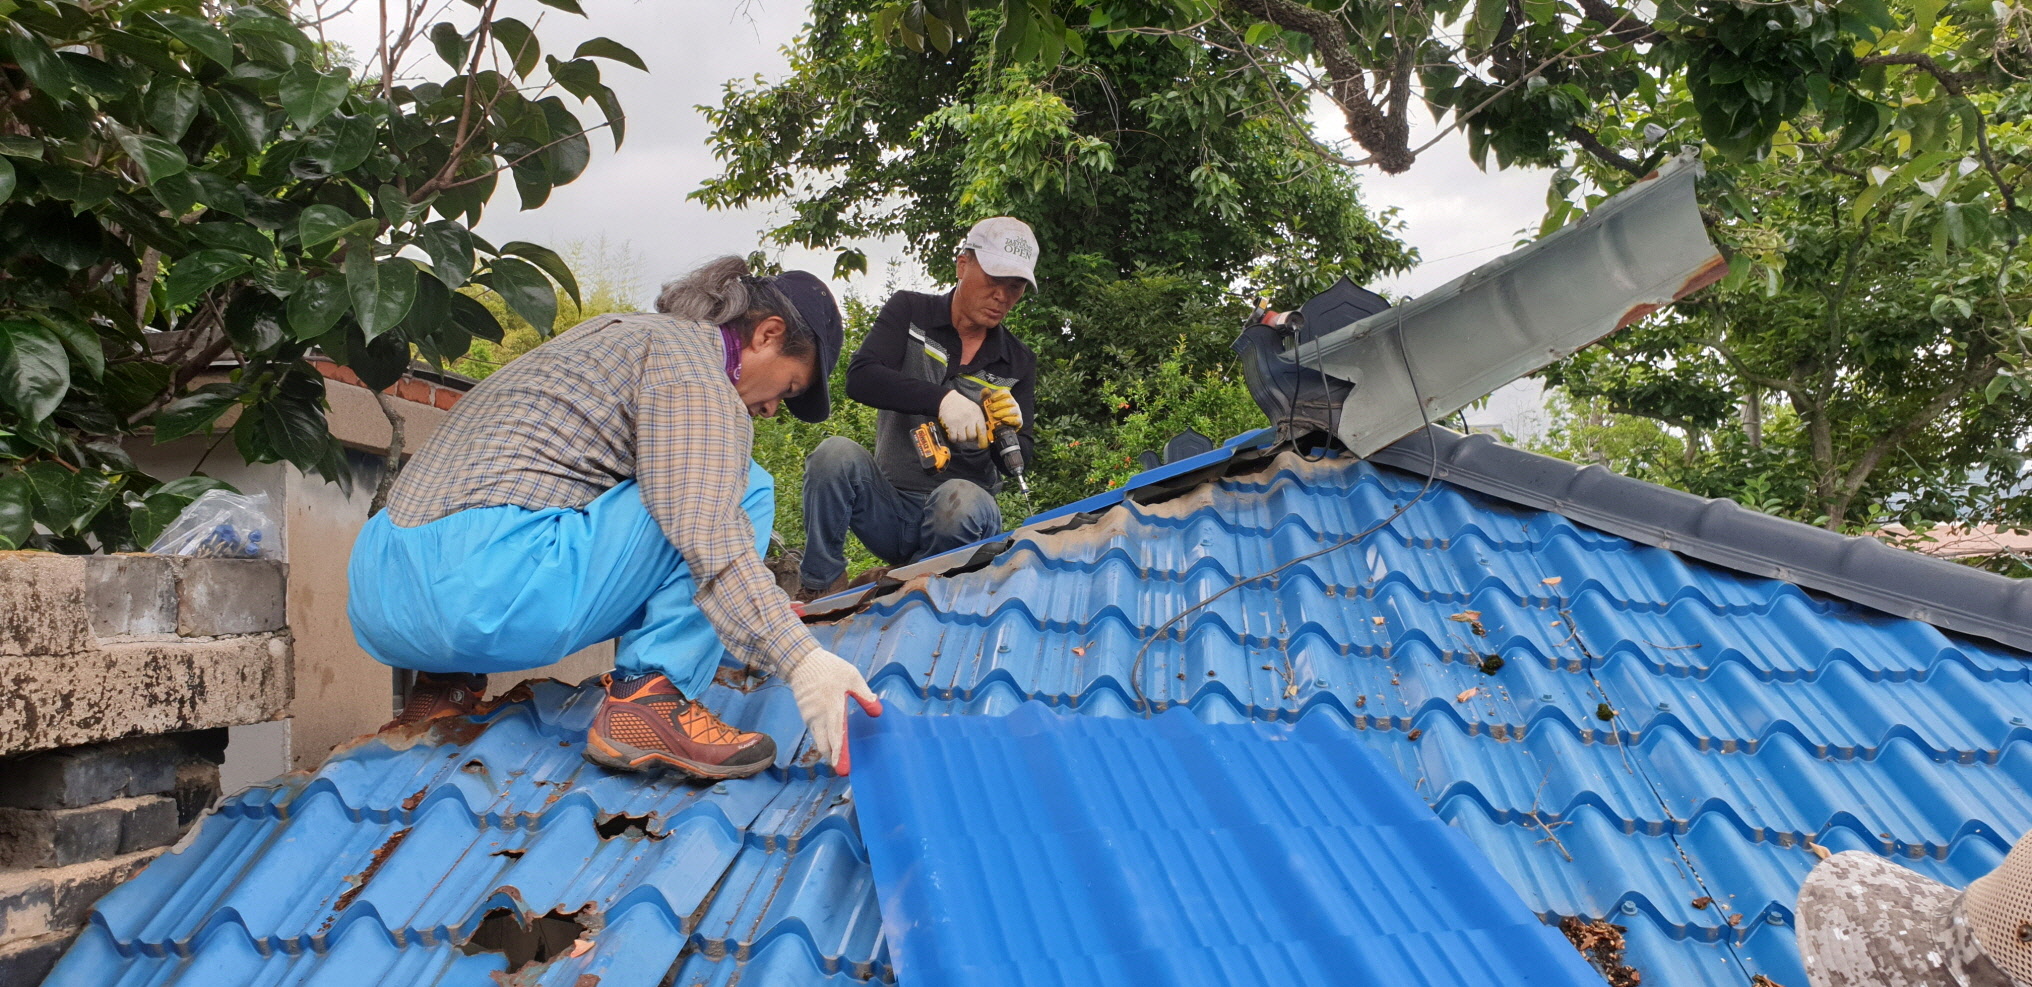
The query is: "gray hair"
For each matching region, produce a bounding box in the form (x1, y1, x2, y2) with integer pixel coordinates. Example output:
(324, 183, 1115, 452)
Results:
(655, 255, 816, 357)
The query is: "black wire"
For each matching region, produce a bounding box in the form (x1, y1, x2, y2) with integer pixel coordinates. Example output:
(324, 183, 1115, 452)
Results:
(1129, 309, 1439, 716)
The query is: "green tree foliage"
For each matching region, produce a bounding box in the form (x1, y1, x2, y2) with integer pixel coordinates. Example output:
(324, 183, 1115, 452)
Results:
(700, 2, 1411, 525)
(865, 0, 2020, 204)
(696, 0, 1413, 295)
(452, 238, 646, 379)
(0, 0, 641, 552)
(1535, 0, 2032, 533)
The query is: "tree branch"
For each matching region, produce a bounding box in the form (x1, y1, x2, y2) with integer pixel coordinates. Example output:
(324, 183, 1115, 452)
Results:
(1572, 0, 1661, 44)
(1567, 124, 1646, 177)
(368, 390, 406, 516)
(1227, 0, 1413, 172)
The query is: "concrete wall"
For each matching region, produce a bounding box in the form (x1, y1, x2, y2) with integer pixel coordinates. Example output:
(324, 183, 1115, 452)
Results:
(0, 553, 277, 982)
(128, 369, 613, 774)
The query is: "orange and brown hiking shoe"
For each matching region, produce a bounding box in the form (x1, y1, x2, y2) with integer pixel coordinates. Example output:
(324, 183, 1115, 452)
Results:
(383, 672, 487, 731)
(584, 673, 777, 779)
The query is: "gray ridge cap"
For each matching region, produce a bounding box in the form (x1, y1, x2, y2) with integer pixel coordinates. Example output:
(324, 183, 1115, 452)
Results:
(1369, 426, 2032, 656)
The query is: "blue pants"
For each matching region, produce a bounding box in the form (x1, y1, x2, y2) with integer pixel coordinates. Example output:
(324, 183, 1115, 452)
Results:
(347, 464, 775, 698)
(798, 436, 1000, 591)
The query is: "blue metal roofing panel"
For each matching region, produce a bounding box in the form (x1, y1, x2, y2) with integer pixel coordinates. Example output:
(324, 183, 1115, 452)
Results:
(851, 701, 1604, 987)
(51, 444, 2032, 987)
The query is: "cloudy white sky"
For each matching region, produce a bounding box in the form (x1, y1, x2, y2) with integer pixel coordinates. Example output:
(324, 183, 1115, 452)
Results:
(325, 0, 1553, 432)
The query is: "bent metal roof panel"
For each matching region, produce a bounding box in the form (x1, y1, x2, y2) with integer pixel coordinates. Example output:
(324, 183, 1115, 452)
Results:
(45, 441, 2032, 987)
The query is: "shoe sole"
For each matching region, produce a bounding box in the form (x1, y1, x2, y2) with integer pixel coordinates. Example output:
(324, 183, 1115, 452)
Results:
(582, 733, 772, 781)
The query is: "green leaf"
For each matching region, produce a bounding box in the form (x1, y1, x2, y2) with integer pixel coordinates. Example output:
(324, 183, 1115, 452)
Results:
(535, 0, 587, 13)
(279, 63, 351, 130)
(143, 78, 203, 141)
(5, 28, 74, 100)
(492, 18, 541, 78)
(376, 185, 423, 225)
(572, 37, 646, 71)
(535, 97, 590, 185)
(166, 250, 251, 309)
(114, 128, 188, 185)
(20, 462, 74, 534)
(36, 313, 102, 380)
(0, 157, 14, 206)
(286, 275, 349, 340)
(484, 257, 557, 335)
(298, 204, 359, 249)
(449, 291, 503, 342)
(153, 382, 245, 442)
(0, 320, 69, 422)
(0, 136, 40, 159)
(63, 469, 119, 535)
(192, 221, 274, 258)
(430, 22, 469, 68)
(416, 220, 475, 286)
(499, 241, 580, 306)
(223, 291, 287, 353)
(206, 87, 276, 154)
(345, 248, 420, 342)
(1244, 21, 1276, 45)
(0, 471, 29, 550)
(150, 13, 235, 67)
(237, 367, 329, 468)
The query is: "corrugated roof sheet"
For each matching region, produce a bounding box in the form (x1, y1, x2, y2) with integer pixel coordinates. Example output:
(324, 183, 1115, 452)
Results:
(49, 444, 2032, 987)
(851, 702, 1605, 986)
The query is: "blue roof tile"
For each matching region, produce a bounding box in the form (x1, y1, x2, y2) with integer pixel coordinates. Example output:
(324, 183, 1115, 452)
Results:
(47, 446, 2032, 987)
(851, 703, 1603, 987)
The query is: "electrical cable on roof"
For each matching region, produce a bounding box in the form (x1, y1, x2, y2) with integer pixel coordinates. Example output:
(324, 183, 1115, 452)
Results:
(1128, 310, 1440, 717)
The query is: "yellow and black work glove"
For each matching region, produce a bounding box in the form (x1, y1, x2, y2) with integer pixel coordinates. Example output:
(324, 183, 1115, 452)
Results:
(982, 388, 1023, 431)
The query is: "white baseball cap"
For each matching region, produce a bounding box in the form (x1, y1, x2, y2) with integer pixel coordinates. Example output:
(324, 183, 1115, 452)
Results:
(960, 217, 1040, 289)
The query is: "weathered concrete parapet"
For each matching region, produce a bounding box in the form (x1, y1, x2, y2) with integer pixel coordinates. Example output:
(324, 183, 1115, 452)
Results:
(0, 551, 293, 756)
(0, 552, 280, 982)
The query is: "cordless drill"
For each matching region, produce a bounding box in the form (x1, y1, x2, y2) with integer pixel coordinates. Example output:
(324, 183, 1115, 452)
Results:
(911, 385, 1030, 496)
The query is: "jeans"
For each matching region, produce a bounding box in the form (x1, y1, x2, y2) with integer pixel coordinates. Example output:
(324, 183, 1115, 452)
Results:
(798, 436, 1001, 590)
(347, 463, 775, 698)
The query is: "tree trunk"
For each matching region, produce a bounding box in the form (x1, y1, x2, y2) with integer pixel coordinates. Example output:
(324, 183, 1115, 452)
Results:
(1741, 386, 1762, 448)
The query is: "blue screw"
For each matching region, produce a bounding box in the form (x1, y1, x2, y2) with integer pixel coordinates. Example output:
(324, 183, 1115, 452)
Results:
(712, 784, 728, 795)
(1619, 901, 1638, 915)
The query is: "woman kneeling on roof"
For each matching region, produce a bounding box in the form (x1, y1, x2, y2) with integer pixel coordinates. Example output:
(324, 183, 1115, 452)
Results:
(345, 256, 881, 779)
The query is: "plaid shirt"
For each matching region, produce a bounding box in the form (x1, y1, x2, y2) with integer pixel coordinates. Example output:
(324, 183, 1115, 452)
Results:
(386, 313, 816, 679)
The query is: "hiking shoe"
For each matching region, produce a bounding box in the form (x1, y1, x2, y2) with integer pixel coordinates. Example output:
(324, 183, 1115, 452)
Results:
(792, 573, 849, 604)
(384, 671, 487, 730)
(847, 566, 892, 589)
(584, 673, 776, 779)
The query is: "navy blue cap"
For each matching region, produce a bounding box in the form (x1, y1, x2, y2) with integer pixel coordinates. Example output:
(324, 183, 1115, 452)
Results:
(766, 270, 844, 423)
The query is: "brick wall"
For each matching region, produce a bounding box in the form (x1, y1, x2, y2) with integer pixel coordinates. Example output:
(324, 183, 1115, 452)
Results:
(0, 553, 292, 983)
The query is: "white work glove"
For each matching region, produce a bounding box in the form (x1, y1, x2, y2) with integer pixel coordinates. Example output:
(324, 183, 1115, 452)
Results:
(785, 646, 883, 774)
(938, 389, 988, 449)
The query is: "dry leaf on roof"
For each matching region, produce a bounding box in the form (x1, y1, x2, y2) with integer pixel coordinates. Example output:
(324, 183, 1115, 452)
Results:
(1447, 610, 1482, 622)
(1455, 687, 1481, 703)
(1542, 576, 1563, 586)
(1371, 616, 1387, 626)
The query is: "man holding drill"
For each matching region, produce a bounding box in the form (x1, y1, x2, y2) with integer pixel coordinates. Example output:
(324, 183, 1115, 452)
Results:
(795, 217, 1040, 602)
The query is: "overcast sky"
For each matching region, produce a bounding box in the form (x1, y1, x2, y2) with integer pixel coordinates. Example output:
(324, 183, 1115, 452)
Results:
(326, 0, 1552, 431)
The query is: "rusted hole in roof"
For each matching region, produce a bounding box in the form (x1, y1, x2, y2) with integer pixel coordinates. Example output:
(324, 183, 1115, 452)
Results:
(460, 905, 593, 973)
(593, 812, 665, 841)
(462, 758, 486, 773)
(334, 826, 411, 912)
(490, 848, 526, 859)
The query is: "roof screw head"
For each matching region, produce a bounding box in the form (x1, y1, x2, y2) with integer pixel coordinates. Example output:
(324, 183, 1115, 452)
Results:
(1770, 913, 1787, 926)
(1313, 678, 1329, 689)
(1619, 900, 1639, 915)
(2014, 717, 2027, 727)
(1540, 694, 1555, 702)
(712, 784, 728, 795)
(997, 644, 1010, 653)
(1657, 702, 1672, 712)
